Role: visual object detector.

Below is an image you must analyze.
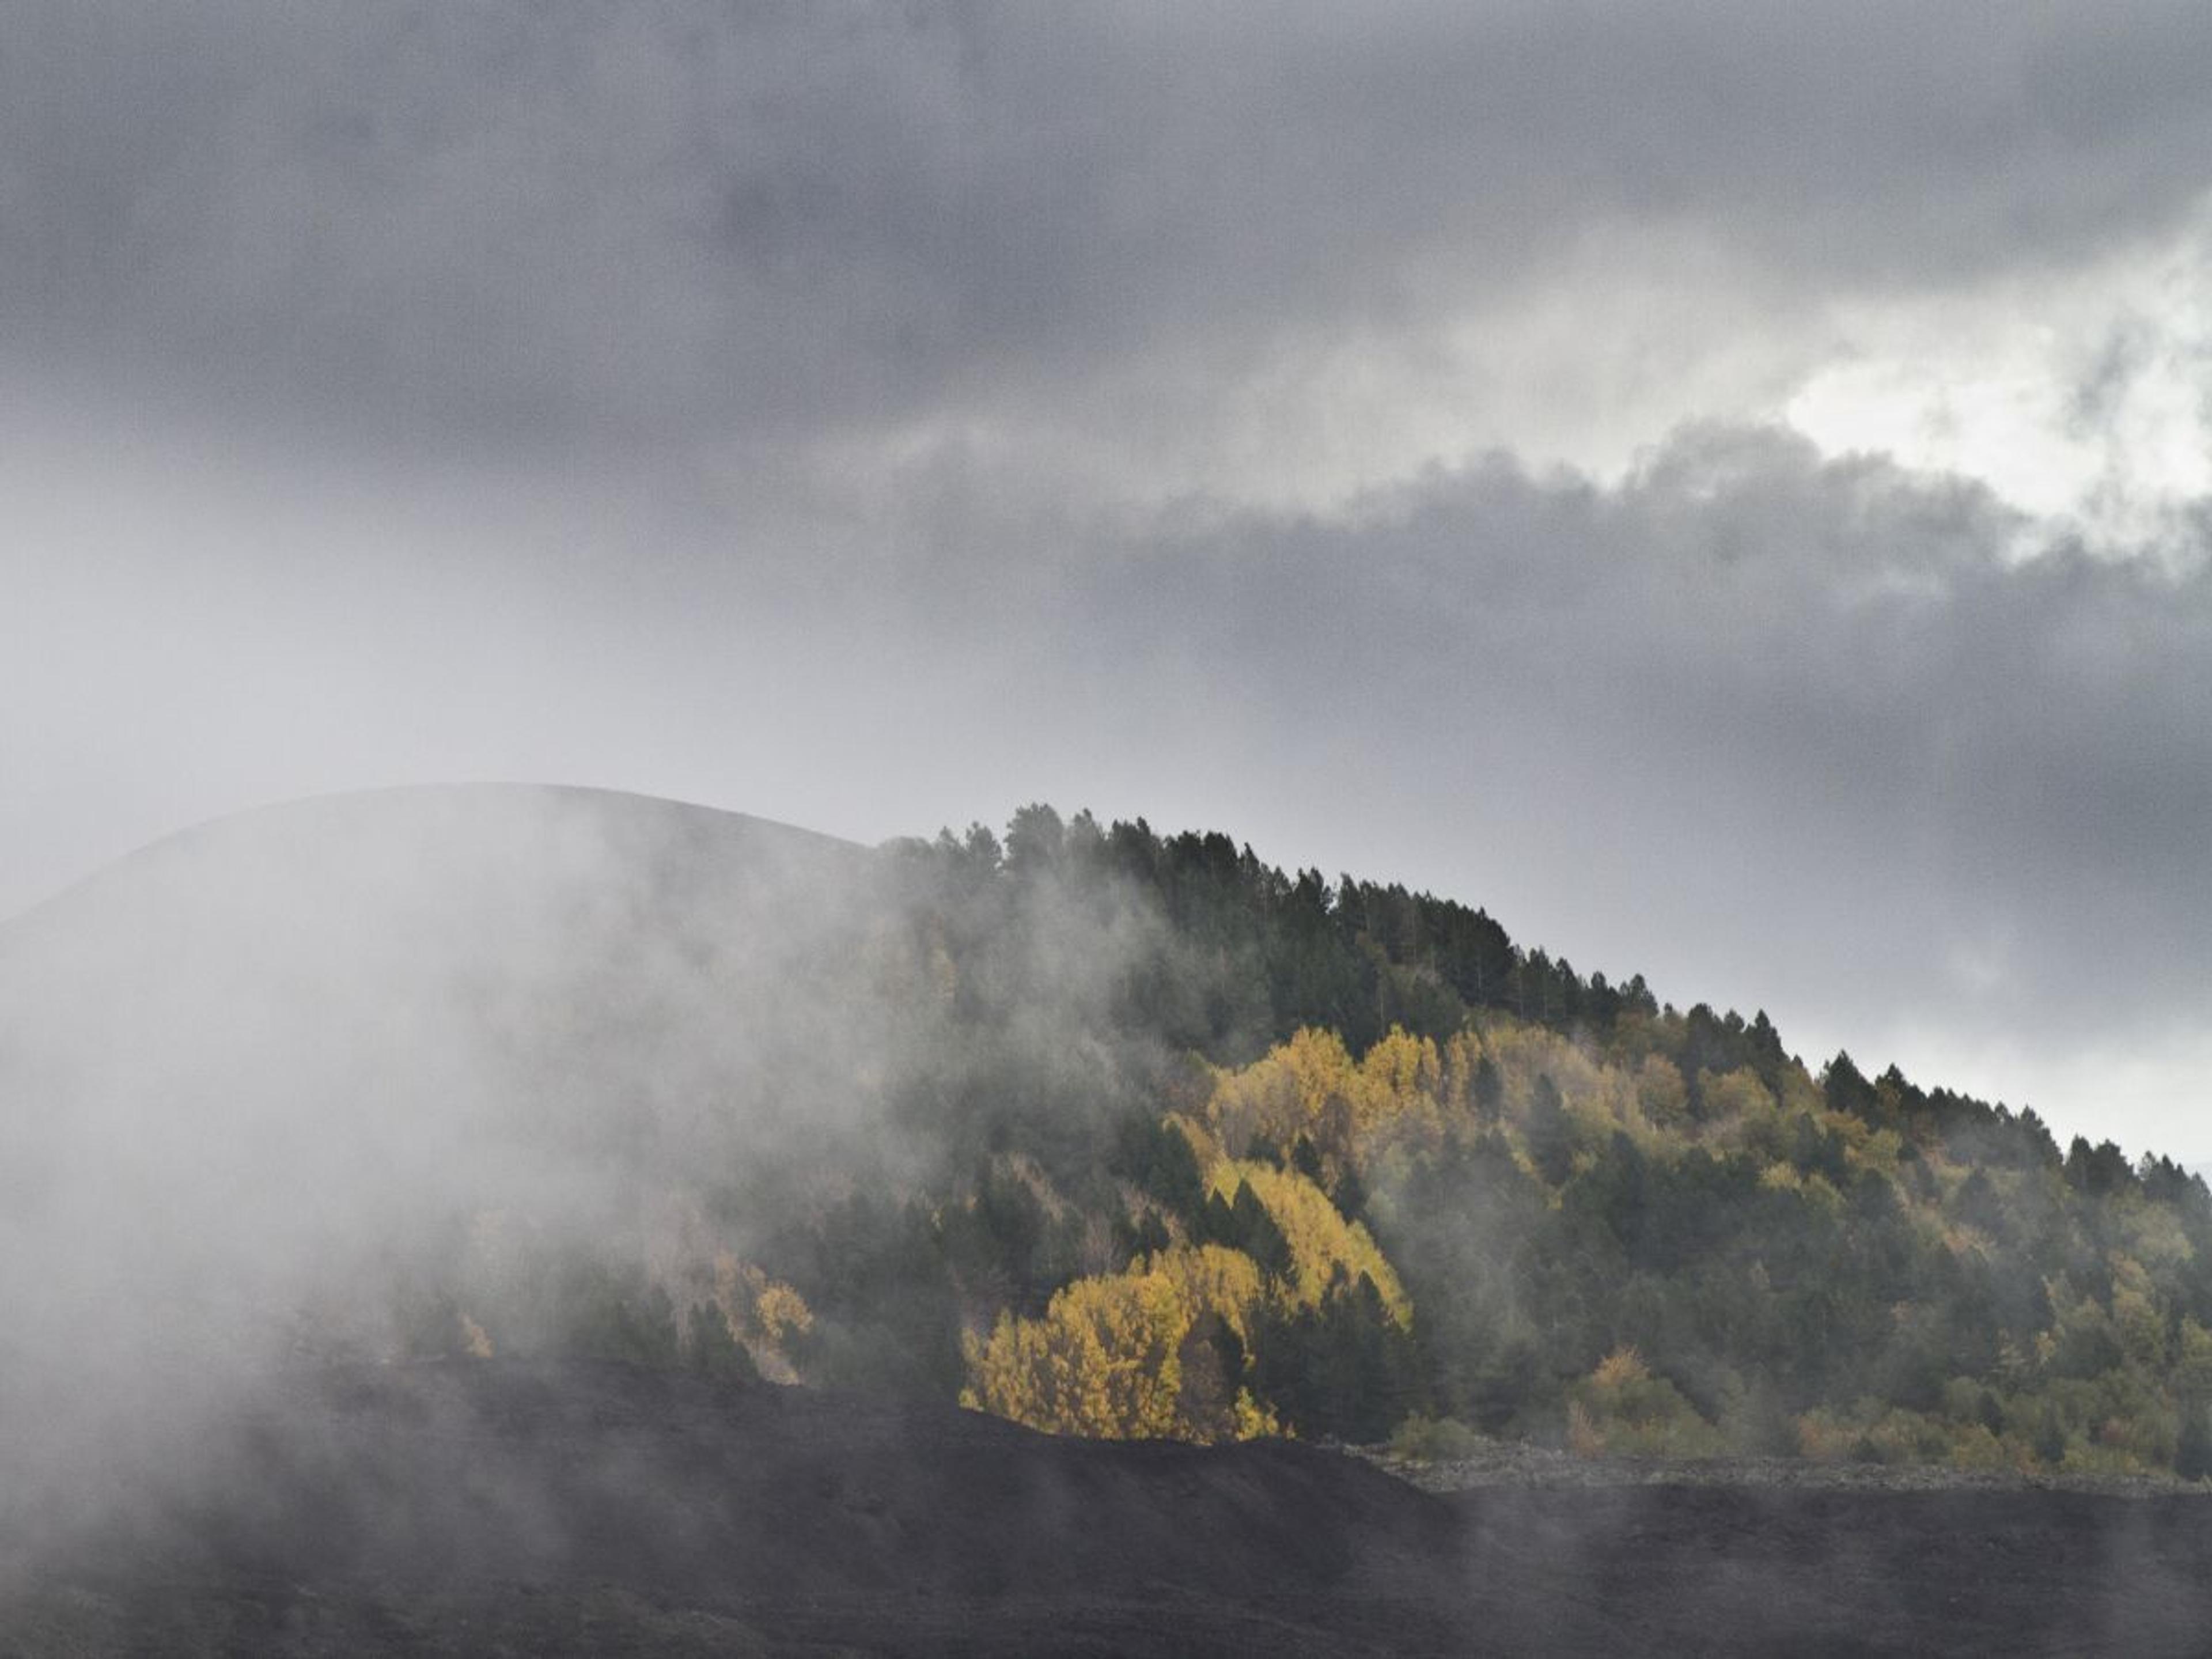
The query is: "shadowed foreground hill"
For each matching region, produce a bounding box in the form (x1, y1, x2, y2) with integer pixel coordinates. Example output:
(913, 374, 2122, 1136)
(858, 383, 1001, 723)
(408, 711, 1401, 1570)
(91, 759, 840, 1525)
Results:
(7, 1360, 2212, 1657)
(3, 1360, 1470, 1657)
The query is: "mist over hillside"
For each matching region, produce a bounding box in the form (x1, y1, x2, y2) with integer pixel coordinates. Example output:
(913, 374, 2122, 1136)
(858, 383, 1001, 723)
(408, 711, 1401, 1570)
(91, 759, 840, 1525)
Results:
(7, 783, 2212, 1652)
(6, 783, 2211, 1510)
(0, 789, 870, 1509)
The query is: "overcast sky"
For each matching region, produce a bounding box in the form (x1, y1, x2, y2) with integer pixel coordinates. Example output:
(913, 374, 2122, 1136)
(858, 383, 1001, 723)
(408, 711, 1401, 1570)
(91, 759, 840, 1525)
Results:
(6, 2, 2210, 1161)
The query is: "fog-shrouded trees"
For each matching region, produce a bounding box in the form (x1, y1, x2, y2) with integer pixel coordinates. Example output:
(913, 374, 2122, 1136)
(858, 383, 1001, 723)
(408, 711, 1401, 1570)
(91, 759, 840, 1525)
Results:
(329, 804, 2212, 1474)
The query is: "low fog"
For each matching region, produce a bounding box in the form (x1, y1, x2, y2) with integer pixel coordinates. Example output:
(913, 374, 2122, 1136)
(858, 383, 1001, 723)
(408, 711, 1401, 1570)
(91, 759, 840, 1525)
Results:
(0, 786, 1172, 1537)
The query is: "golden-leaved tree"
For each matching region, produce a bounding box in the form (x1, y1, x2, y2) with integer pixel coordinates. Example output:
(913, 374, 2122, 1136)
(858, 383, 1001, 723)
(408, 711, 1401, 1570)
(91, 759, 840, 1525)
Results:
(961, 1244, 1279, 1442)
(1200, 1025, 1461, 1176)
(1202, 1160, 1411, 1326)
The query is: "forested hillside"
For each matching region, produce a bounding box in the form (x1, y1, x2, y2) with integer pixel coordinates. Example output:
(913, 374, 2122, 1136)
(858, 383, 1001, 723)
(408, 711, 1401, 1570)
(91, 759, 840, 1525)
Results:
(367, 802, 2212, 1480)
(10, 789, 2204, 1486)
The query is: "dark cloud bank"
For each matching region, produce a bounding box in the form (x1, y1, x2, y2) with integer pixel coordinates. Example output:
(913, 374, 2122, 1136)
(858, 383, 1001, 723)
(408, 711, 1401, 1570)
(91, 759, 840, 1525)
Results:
(10, 2, 2212, 448)
(1022, 428, 2212, 1077)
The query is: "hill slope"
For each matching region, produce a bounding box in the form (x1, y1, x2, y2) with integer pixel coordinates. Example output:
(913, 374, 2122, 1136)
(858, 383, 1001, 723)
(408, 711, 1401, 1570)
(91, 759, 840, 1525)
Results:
(7, 782, 2212, 1625)
(10, 1358, 2212, 1657)
(6, 1359, 1471, 1657)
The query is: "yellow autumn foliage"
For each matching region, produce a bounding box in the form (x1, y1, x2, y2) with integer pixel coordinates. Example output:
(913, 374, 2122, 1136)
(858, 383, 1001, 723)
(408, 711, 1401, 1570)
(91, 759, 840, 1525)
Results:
(1199, 1025, 1449, 1177)
(961, 1244, 1279, 1443)
(1571, 1345, 1723, 1457)
(1203, 1160, 1411, 1328)
(1162, 1109, 1226, 1175)
(1201, 1026, 1359, 1168)
(1592, 1345, 1650, 1389)
(709, 1252, 815, 1382)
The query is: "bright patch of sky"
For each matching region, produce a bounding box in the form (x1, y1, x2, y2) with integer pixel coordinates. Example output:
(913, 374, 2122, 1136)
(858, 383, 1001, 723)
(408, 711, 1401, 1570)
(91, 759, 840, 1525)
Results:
(1787, 215, 2212, 555)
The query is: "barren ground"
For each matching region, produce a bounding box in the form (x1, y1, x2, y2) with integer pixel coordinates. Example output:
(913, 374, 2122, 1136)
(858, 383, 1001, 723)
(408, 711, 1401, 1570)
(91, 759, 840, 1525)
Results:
(5, 1362, 2210, 1656)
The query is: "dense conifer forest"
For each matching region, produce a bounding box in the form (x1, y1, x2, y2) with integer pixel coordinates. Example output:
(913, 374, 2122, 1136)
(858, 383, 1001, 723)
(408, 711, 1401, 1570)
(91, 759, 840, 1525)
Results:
(372, 804, 2212, 1479)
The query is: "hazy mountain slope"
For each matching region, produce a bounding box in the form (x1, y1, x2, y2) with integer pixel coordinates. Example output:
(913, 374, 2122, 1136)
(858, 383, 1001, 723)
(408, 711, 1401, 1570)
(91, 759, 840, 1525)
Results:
(9, 782, 2212, 1659)
(0, 786, 895, 1516)
(9, 783, 2212, 1491)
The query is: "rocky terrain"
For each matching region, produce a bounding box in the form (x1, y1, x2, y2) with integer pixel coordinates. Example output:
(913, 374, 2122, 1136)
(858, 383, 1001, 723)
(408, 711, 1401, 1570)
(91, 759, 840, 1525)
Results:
(1363, 1437, 2212, 1498)
(7, 1361, 2212, 1656)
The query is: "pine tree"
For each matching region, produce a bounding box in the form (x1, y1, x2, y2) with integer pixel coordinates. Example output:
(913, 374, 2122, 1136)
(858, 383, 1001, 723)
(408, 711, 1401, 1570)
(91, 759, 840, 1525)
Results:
(1526, 1075, 1574, 1185)
(1472, 1056, 1503, 1126)
(2178, 1401, 2212, 1481)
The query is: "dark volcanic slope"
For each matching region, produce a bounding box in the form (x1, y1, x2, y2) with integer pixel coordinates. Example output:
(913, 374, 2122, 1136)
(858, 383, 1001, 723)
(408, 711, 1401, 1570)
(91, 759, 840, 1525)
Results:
(1448, 1483, 2212, 1657)
(8, 1363, 2212, 1658)
(1, 1362, 1469, 1657)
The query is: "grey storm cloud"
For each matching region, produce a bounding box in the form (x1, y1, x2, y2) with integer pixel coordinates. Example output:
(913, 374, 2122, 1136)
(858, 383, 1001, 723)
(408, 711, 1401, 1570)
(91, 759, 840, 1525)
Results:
(1029, 426, 2212, 1056)
(9, 1, 2212, 448)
